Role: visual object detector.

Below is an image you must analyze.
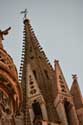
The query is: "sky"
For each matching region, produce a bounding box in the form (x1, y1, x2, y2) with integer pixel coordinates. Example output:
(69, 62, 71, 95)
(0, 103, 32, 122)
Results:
(0, 0, 83, 94)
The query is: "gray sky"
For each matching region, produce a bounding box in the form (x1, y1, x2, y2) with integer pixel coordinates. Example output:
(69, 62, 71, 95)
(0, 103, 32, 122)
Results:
(0, 0, 83, 94)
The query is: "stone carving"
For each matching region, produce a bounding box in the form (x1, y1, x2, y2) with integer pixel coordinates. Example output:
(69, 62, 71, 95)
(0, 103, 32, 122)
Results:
(0, 27, 11, 40)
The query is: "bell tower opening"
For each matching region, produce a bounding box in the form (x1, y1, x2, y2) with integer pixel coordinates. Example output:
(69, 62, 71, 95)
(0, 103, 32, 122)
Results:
(32, 100, 43, 121)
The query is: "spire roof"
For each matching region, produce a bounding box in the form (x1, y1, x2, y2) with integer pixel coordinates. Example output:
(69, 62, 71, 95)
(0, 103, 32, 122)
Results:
(19, 18, 55, 103)
(19, 17, 53, 82)
(70, 74, 83, 109)
(20, 18, 60, 123)
(54, 60, 70, 96)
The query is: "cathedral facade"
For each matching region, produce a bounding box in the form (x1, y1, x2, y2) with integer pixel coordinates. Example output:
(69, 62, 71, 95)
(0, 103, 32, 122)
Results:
(0, 17, 83, 125)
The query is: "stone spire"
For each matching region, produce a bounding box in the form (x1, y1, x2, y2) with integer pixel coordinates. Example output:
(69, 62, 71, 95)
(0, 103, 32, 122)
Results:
(54, 60, 79, 125)
(70, 74, 83, 109)
(54, 59, 70, 96)
(19, 17, 60, 125)
(70, 75, 83, 124)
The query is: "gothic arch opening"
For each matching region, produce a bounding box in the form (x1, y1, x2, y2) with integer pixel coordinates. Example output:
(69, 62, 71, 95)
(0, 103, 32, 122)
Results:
(32, 101, 43, 121)
(64, 101, 71, 125)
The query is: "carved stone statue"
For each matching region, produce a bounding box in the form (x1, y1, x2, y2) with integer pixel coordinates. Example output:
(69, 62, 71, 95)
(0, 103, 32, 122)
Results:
(0, 27, 11, 48)
(0, 27, 11, 40)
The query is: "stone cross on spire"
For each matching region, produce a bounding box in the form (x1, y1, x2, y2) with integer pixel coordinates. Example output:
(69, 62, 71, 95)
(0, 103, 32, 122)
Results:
(0, 27, 11, 48)
(20, 9, 28, 20)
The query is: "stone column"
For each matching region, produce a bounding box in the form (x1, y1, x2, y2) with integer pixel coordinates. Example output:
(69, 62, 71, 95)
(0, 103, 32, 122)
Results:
(56, 102, 68, 125)
(29, 108, 34, 124)
(41, 103, 48, 120)
(68, 105, 79, 125)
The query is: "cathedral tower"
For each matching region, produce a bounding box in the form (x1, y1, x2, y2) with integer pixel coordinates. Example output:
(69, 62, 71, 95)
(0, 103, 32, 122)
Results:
(18, 11, 82, 125)
(0, 12, 83, 125)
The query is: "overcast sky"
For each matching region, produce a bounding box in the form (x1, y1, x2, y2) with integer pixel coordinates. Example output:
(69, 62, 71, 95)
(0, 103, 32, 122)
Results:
(0, 0, 83, 94)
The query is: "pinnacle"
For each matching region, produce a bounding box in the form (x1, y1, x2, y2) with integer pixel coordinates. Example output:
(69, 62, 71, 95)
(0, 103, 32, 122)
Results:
(72, 74, 78, 80)
(54, 59, 59, 67)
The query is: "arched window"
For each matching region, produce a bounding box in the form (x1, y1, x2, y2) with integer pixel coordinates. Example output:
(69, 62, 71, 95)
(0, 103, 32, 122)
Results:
(32, 101, 43, 120)
(64, 101, 71, 124)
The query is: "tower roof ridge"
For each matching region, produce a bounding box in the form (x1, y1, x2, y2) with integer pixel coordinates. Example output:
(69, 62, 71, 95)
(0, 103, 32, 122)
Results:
(29, 26, 53, 69)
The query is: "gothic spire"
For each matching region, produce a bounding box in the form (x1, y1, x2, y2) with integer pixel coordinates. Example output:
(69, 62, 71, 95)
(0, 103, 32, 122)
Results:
(19, 14, 53, 82)
(19, 17, 60, 124)
(54, 60, 70, 96)
(54, 61, 79, 125)
(70, 74, 83, 109)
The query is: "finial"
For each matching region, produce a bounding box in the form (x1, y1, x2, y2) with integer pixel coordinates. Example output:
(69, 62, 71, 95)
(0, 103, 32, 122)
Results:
(20, 9, 28, 20)
(72, 74, 77, 80)
(54, 59, 59, 64)
(54, 59, 59, 68)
